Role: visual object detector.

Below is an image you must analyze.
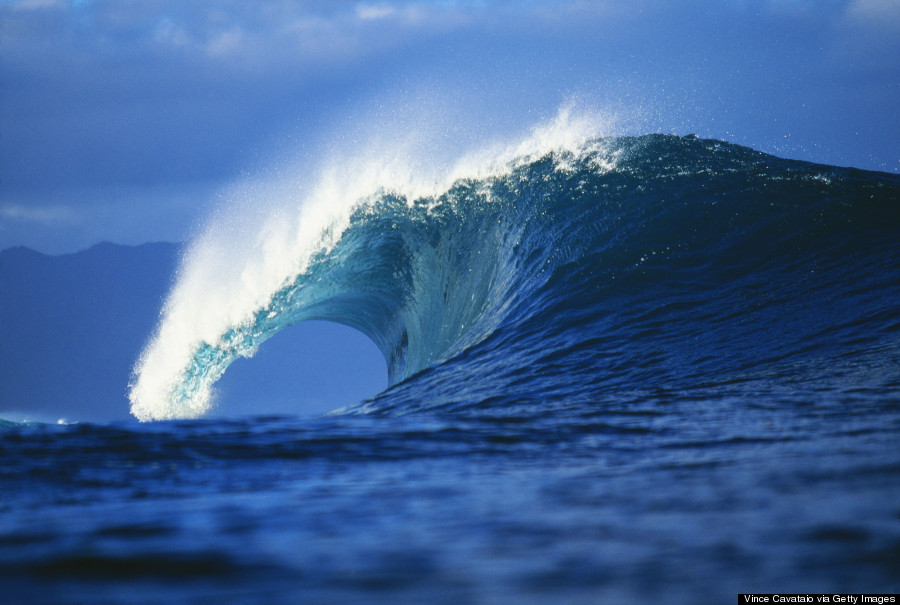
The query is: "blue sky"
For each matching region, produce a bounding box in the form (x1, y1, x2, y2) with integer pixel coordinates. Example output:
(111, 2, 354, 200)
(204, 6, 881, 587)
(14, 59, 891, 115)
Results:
(1, 0, 899, 253)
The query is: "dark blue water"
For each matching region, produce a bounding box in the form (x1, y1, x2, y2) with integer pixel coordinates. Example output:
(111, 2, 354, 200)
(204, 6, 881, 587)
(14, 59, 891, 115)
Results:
(3, 135, 900, 603)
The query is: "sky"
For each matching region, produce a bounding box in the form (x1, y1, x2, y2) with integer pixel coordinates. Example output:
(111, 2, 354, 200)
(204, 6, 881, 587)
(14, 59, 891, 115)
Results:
(1, 0, 899, 254)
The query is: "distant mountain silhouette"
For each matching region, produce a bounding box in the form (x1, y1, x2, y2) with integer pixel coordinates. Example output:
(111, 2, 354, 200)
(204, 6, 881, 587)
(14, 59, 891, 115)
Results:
(0, 242, 181, 422)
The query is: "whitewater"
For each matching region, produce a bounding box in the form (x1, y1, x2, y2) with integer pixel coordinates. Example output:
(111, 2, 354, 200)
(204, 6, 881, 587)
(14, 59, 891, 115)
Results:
(4, 109, 899, 603)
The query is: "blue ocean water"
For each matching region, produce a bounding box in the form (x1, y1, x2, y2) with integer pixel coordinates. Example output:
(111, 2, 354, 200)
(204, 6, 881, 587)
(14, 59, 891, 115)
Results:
(3, 134, 900, 603)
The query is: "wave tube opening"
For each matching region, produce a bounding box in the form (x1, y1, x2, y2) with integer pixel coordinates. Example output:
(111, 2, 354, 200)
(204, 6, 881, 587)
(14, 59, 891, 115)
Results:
(208, 320, 387, 418)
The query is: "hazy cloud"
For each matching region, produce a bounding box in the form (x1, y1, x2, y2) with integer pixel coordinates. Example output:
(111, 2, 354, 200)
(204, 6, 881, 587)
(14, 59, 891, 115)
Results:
(846, 0, 900, 23)
(0, 205, 78, 225)
(356, 3, 397, 21)
(7, 0, 65, 10)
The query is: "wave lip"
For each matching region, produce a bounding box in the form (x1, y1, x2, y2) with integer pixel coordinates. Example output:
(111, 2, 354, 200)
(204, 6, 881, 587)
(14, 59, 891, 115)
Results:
(129, 127, 900, 421)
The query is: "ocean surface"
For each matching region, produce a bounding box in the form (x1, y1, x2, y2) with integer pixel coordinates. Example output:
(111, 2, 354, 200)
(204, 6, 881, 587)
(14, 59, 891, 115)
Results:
(2, 133, 899, 603)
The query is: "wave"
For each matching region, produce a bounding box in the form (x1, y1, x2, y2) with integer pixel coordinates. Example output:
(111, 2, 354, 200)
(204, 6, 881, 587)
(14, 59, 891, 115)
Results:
(129, 116, 900, 421)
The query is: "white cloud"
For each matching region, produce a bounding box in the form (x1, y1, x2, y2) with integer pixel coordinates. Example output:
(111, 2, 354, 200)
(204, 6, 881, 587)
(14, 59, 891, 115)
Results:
(204, 27, 245, 58)
(153, 18, 193, 49)
(845, 0, 900, 27)
(0, 204, 78, 225)
(7, 0, 64, 11)
(356, 3, 397, 21)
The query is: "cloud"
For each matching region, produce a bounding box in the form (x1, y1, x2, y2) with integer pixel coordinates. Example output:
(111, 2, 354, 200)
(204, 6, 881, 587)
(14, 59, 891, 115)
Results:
(0, 1, 649, 81)
(152, 17, 193, 49)
(846, 0, 900, 24)
(0, 204, 78, 226)
(152, 20, 246, 59)
(204, 27, 245, 58)
(6, 0, 65, 11)
(63, 2, 459, 70)
(356, 3, 397, 21)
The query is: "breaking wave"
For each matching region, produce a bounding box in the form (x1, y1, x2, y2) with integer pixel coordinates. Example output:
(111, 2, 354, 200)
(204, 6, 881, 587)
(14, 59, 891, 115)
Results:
(129, 111, 900, 421)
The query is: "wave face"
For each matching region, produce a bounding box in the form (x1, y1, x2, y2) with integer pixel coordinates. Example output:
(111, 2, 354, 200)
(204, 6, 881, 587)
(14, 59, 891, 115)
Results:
(129, 131, 900, 421)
